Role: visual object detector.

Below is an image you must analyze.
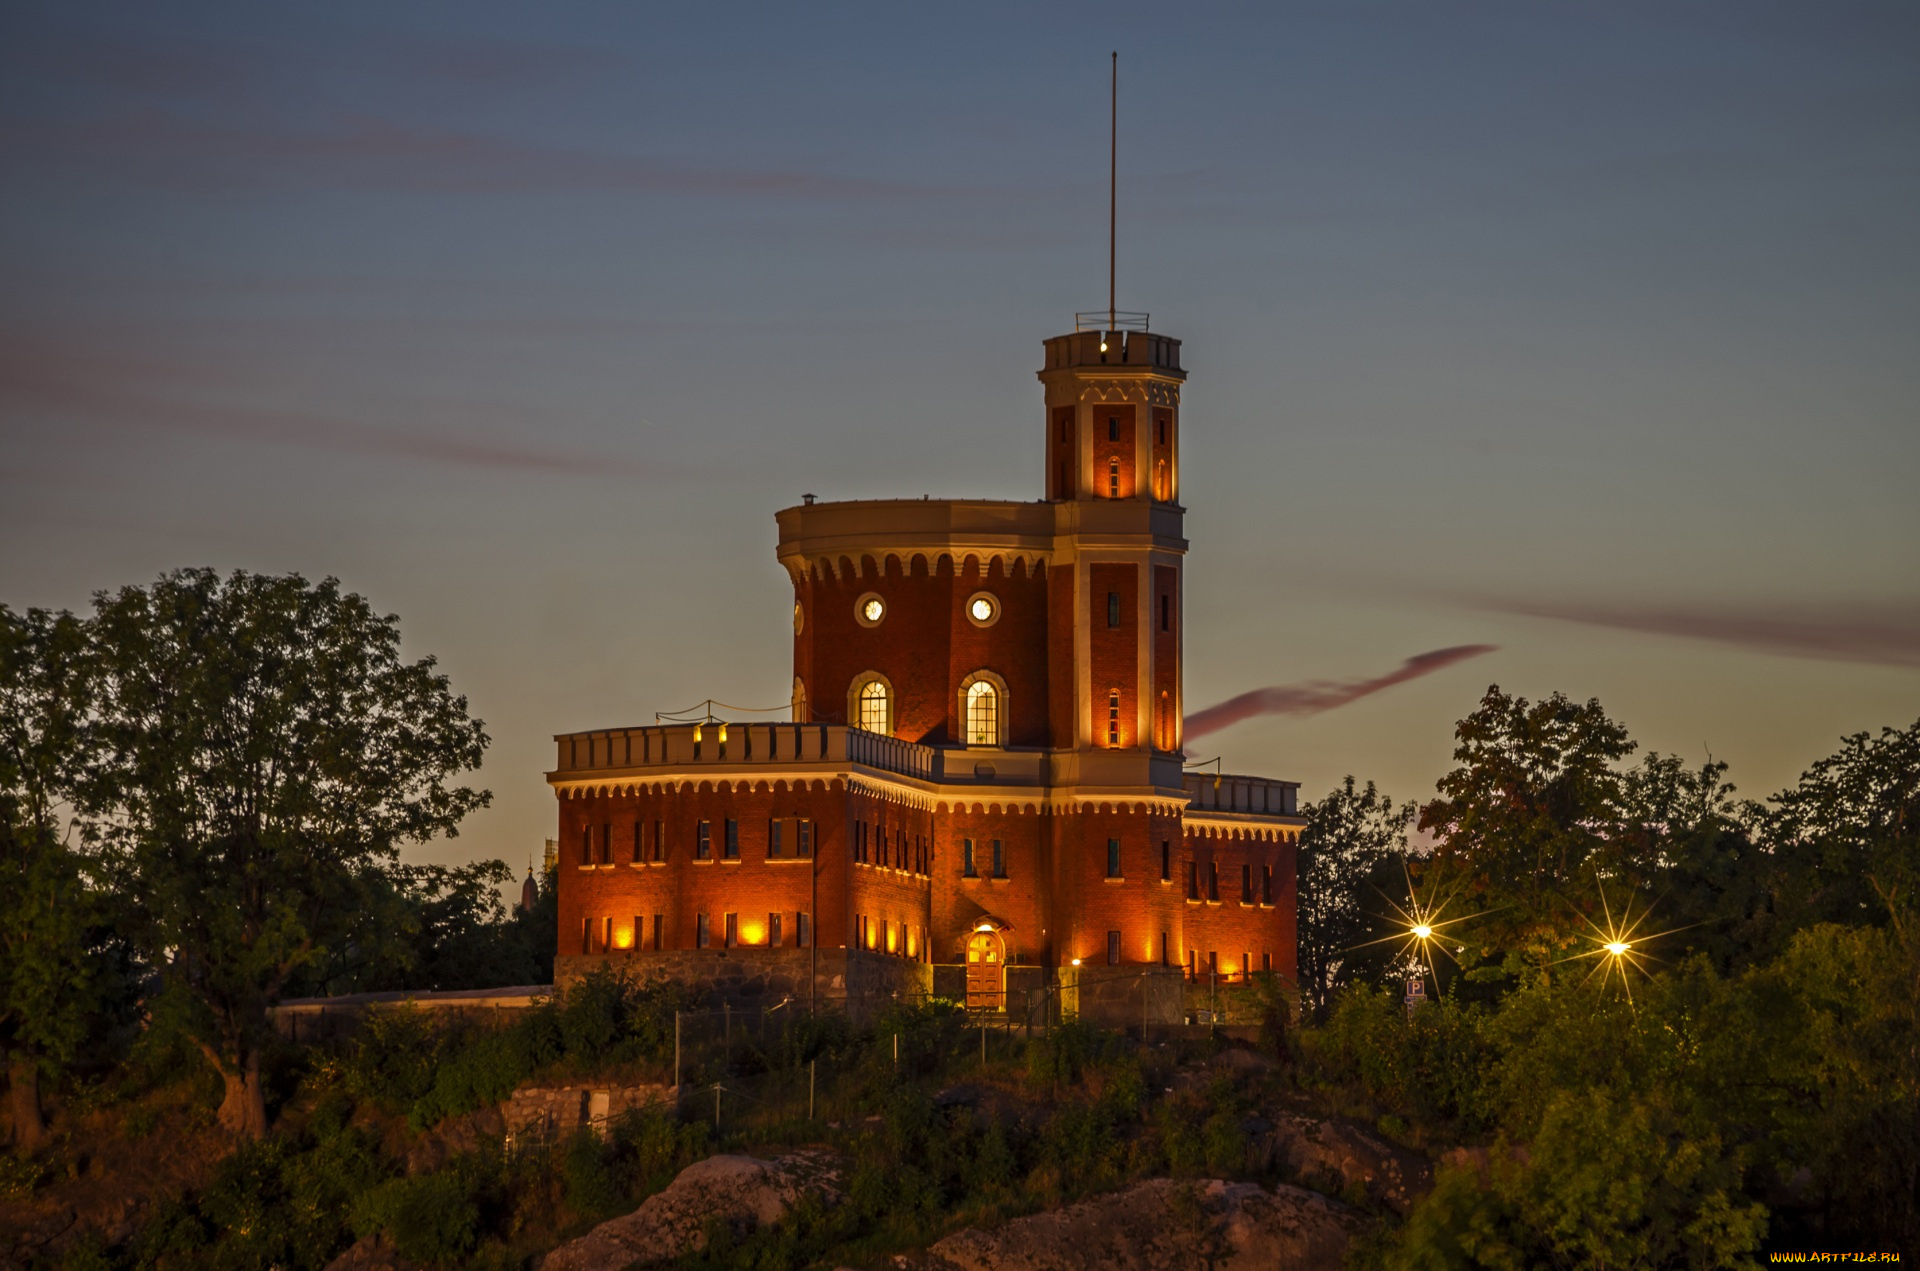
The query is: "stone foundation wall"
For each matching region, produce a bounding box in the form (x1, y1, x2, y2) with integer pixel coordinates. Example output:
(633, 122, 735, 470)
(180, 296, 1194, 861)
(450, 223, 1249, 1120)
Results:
(1059, 966, 1185, 1027)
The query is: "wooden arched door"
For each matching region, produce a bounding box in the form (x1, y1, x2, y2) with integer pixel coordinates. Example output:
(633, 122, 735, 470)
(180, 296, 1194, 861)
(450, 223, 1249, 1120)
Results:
(965, 930, 1004, 1011)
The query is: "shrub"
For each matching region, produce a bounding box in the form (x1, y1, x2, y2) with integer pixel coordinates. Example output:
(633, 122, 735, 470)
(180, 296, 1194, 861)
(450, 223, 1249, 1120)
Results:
(344, 1006, 445, 1108)
(351, 1162, 487, 1267)
(1025, 1019, 1108, 1090)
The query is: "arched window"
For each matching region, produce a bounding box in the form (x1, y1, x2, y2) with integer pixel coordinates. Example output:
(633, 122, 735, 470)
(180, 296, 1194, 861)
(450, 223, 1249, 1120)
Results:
(958, 670, 1008, 747)
(857, 679, 890, 733)
(966, 680, 998, 746)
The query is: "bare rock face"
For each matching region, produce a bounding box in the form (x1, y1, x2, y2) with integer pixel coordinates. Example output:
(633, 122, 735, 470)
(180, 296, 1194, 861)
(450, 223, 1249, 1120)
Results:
(538, 1150, 844, 1271)
(925, 1178, 1364, 1271)
(322, 1233, 421, 1271)
(1266, 1114, 1431, 1215)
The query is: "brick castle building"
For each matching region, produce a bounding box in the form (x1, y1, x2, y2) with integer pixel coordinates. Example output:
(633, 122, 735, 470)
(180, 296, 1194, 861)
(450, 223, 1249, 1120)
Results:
(547, 317, 1304, 1012)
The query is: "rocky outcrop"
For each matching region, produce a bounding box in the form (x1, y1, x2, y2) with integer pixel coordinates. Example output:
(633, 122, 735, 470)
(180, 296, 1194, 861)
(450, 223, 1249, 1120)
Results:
(538, 1150, 845, 1271)
(924, 1178, 1364, 1271)
(1262, 1114, 1431, 1215)
(322, 1234, 421, 1271)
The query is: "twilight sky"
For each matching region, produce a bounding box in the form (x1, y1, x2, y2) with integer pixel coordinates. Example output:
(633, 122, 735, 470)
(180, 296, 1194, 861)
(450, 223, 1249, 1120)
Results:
(3, 1, 1916, 872)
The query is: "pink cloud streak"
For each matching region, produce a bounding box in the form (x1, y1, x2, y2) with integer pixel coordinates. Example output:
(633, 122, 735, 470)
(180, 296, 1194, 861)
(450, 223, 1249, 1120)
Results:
(1184, 645, 1499, 743)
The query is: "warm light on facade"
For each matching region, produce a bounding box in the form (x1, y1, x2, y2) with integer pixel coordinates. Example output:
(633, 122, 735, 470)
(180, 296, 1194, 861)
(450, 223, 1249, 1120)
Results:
(741, 922, 766, 945)
(613, 926, 634, 950)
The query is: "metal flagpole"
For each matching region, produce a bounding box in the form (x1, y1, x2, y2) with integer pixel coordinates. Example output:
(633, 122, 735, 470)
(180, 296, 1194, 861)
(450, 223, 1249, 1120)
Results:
(1109, 50, 1118, 334)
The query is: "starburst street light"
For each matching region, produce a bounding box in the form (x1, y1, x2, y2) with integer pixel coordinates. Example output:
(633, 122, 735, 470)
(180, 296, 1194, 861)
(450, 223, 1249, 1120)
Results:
(1347, 859, 1484, 993)
(1557, 889, 1690, 1004)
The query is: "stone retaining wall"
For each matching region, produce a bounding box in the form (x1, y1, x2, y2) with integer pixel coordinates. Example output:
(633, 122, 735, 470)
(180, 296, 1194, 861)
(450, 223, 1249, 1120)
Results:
(503, 1083, 675, 1142)
(554, 948, 931, 1021)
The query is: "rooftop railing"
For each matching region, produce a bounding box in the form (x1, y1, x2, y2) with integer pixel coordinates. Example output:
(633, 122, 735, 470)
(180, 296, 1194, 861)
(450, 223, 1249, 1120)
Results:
(1183, 772, 1298, 817)
(553, 722, 935, 783)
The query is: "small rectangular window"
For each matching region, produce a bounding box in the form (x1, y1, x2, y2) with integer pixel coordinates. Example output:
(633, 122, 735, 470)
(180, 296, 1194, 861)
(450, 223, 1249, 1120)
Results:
(798, 912, 812, 947)
(769, 913, 782, 947)
(581, 825, 592, 866)
(1243, 952, 1251, 982)
(1242, 863, 1253, 903)
(769, 819, 783, 858)
(604, 916, 613, 949)
(1107, 838, 1121, 878)
(652, 914, 663, 950)
(724, 912, 737, 948)
(1107, 591, 1121, 627)
(1160, 595, 1169, 631)
(581, 916, 592, 954)
(653, 820, 664, 862)
(696, 821, 711, 860)
(724, 819, 740, 859)
(992, 839, 1006, 878)
(1108, 416, 1119, 441)
(1160, 840, 1171, 881)
(632, 821, 644, 863)
(1208, 862, 1219, 902)
(963, 838, 976, 877)
(798, 819, 813, 857)
(696, 913, 710, 948)
(1263, 951, 1272, 973)
(601, 823, 612, 865)
(1187, 861, 1199, 900)
(1160, 931, 1170, 965)
(1107, 930, 1121, 965)
(1262, 864, 1273, 905)
(1158, 419, 1167, 445)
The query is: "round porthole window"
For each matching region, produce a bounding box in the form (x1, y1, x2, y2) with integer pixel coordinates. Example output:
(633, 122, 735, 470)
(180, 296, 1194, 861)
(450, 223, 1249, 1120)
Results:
(965, 591, 1000, 628)
(855, 593, 886, 627)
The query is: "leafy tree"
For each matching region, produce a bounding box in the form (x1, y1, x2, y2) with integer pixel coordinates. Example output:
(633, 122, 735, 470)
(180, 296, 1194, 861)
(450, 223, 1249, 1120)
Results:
(77, 569, 489, 1138)
(1420, 686, 1637, 966)
(292, 859, 550, 996)
(1761, 717, 1920, 931)
(1296, 776, 1415, 1021)
(0, 605, 106, 1151)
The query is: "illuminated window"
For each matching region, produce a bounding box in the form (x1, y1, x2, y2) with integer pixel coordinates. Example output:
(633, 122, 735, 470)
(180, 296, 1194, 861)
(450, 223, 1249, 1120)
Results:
(1108, 689, 1121, 747)
(965, 591, 1000, 627)
(962, 838, 977, 878)
(854, 676, 892, 733)
(855, 593, 886, 626)
(798, 819, 812, 857)
(1108, 457, 1120, 497)
(965, 679, 999, 746)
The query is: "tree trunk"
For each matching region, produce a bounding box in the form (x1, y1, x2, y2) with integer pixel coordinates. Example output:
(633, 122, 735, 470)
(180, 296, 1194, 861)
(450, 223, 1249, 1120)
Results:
(213, 1048, 269, 1140)
(8, 1052, 46, 1152)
